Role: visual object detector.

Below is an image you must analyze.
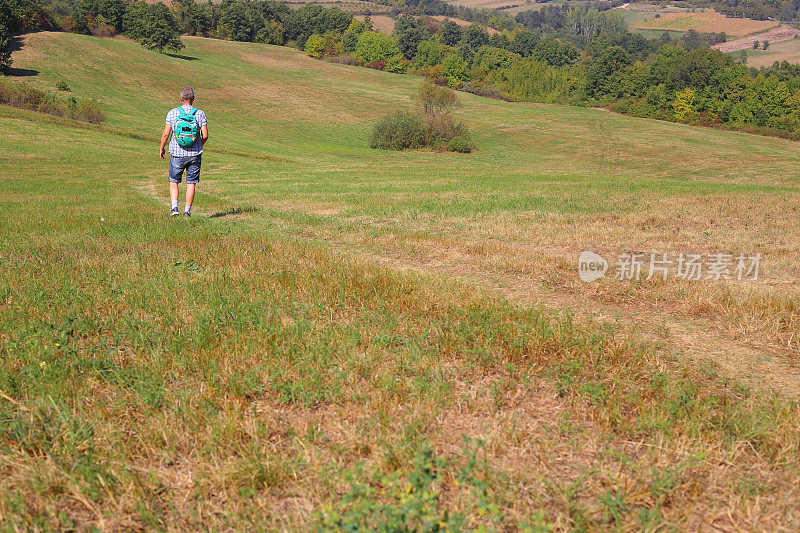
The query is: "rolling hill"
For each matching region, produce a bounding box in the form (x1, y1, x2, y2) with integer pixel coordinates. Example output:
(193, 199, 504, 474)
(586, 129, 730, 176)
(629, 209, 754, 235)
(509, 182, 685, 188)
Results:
(2, 31, 800, 530)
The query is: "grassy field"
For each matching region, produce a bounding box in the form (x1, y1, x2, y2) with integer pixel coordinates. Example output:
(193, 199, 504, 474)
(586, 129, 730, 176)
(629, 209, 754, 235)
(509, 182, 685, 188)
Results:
(635, 11, 776, 37)
(619, 2, 778, 38)
(2, 31, 800, 530)
(739, 38, 800, 67)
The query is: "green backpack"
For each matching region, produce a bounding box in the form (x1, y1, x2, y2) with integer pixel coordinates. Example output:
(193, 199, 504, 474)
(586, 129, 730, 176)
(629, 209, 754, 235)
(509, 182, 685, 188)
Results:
(174, 107, 200, 148)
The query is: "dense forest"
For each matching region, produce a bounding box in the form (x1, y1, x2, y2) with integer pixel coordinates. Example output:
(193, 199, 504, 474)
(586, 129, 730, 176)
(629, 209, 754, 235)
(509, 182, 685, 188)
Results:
(3, 0, 800, 137)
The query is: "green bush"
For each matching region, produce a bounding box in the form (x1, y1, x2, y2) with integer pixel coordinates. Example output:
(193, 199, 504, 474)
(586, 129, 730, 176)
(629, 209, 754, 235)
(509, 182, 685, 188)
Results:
(448, 136, 473, 153)
(369, 110, 426, 150)
(0, 79, 106, 123)
(384, 55, 407, 73)
(415, 40, 443, 67)
(370, 82, 474, 153)
(304, 34, 326, 58)
(355, 31, 400, 64)
(442, 53, 469, 87)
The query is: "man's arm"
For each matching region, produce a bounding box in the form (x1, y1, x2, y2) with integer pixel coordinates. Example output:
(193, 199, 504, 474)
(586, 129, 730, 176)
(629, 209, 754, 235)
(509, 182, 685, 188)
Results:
(200, 124, 209, 146)
(159, 123, 172, 159)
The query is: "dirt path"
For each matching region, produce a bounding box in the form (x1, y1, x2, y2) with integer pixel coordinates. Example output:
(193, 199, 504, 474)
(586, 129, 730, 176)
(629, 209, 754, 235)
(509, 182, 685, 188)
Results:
(714, 25, 800, 52)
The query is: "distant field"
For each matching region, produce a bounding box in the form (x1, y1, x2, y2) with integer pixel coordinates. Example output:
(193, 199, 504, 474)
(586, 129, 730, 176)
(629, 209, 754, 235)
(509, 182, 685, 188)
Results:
(355, 13, 395, 33)
(632, 28, 684, 40)
(737, 37, 800, 67)
(353, 14, 500, 35)
(429, 14, 501, 34)
(632, 9, 777, 38)
(2, 32, 800, 530)
(442, 0, 534, 14)
(444, 0, 592, 14)
(284, 0, 390, 13)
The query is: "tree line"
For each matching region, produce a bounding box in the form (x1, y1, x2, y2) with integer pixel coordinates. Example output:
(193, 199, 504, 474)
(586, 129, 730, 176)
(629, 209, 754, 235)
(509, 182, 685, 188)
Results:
(302, 5, 800, 137)
(4, 0, 800, 138)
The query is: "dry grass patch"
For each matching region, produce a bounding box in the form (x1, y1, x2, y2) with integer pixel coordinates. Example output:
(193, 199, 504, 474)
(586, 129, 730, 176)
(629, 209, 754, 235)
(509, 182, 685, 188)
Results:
(634, 10, 777, 38)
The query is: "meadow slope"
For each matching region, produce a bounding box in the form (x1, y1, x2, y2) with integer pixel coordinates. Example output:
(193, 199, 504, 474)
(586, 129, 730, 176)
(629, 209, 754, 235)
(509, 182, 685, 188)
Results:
(1, 32, 800, 530)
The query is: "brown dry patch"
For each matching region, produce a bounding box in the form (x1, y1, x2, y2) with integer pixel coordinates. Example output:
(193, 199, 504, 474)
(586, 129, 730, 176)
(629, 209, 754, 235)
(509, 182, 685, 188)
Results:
(714, 25, 800, 53)
(634, 10, 777, 38)
(6, 34, 44, 63)
(429, 16, 501, 36)
(244, 193, 800, 399)
(269, 200, 345, 217)
(355, 15, 396, 35)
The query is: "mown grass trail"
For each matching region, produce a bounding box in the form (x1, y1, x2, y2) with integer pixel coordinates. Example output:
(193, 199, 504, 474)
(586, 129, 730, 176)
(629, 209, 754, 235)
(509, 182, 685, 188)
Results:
(1, 32, 799, 530)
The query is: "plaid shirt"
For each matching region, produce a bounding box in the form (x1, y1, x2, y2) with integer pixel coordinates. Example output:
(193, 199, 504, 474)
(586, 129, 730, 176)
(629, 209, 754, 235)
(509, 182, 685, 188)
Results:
(166, 104, 208, 157)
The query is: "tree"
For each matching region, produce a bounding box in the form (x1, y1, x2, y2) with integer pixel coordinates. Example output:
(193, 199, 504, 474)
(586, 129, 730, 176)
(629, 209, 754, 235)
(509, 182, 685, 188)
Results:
(753, 40, 760, 49)
(415, 40, 442, 66)
(531, 37, 577, 67)
(218, 0, 256, 42)
(304, 33, 326, 58)
(462, 24, 489, 50)
(584, 45, 632, 98)
(440, 19, 461, 46)
(0, 4, 11, 74)
(413, 79, 465, 140)
(763, 40, 770, 50)
(672, 87, 698, 123)
(442, 53, 468, 86)
(509, 30, 538, 57)
(124, 2, 184, 53)
(394, 15, 423, 60)
(0, 22, 10, 74)
(355, 30, 400, 64)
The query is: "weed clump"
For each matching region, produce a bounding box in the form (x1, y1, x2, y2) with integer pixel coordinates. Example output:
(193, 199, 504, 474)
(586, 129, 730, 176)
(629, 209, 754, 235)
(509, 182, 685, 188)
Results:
(0, 79, 106, 124)
(370, 80, 474, 153)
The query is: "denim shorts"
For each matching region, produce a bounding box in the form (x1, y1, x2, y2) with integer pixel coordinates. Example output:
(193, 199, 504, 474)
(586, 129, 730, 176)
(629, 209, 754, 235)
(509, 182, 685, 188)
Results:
(169, 155, 202, 184)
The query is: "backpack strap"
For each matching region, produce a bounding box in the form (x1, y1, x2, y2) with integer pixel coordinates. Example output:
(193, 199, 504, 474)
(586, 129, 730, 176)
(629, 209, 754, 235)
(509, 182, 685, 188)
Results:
(177, 107, 197, 120)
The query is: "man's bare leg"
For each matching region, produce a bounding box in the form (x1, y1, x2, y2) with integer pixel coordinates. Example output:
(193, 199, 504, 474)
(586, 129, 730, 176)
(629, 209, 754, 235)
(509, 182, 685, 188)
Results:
(170, 181, 180, 206)
(185, 183, 196, 214)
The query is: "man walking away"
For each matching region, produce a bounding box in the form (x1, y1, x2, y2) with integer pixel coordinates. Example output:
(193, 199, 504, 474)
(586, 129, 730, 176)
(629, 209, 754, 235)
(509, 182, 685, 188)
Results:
(160, 86, 209, 217)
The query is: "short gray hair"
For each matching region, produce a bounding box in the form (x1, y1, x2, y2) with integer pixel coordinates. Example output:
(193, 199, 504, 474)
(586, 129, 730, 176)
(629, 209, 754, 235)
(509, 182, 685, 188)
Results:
(180, 86, 195, 102)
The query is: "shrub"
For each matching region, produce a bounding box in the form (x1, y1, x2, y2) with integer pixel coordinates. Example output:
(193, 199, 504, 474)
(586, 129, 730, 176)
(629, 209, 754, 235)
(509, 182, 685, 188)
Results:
(305, 32, 342, 59)
(442, 53, 469, 87)
(415, 40, 443, 67)
(74, 99, 106, 124)
(56, 81, 71, 92)
(304, 34, 327, 58)
(0, 79, 106, 123)
(448, 136, 473, 153)
(370, 81, 474, 152)
(385, 55, 407, 73)
(369, 110, 426, 150)
(460, 81, 502, 99)
(326, 55, 358, 66)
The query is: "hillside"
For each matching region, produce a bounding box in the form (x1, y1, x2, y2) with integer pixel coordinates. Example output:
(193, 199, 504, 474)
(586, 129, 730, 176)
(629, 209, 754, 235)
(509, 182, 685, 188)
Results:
(2, 32, 800, 529)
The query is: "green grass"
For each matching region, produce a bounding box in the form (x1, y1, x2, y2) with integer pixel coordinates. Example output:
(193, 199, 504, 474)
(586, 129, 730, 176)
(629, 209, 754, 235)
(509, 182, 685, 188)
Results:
(2, 32, 800, 530)
(738, 37, 800, 67)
